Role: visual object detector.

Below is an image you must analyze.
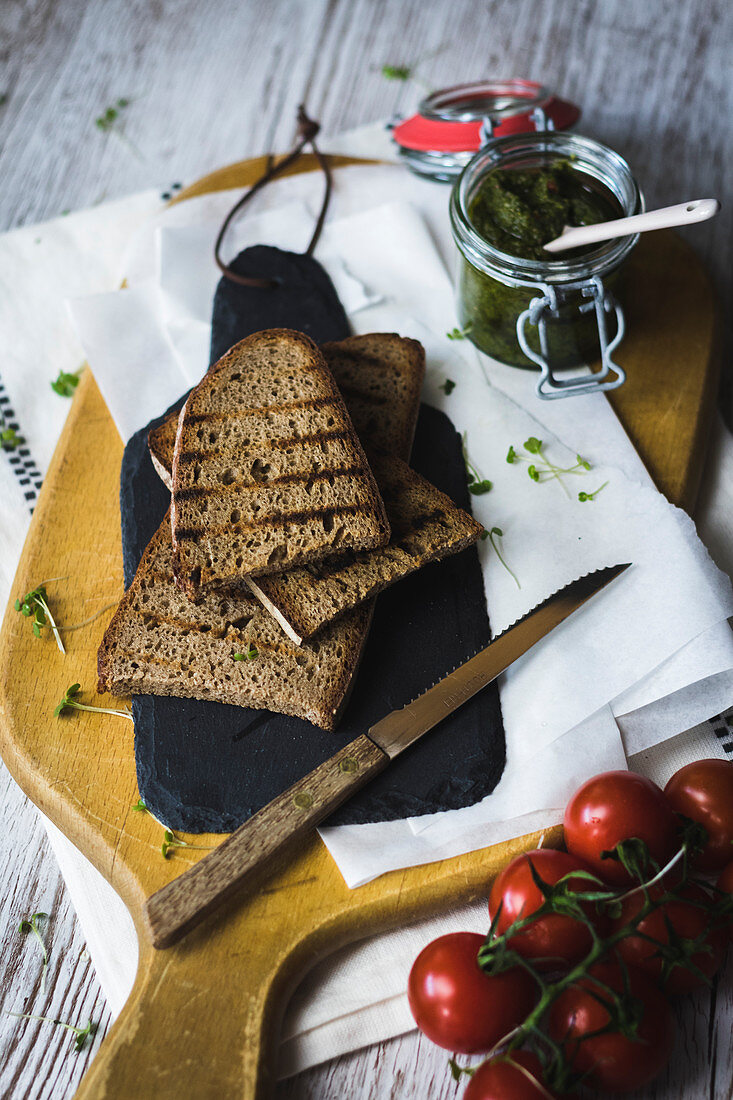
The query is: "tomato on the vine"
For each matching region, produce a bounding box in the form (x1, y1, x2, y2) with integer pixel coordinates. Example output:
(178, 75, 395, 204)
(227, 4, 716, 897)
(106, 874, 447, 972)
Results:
(407, 932, 536, 1054)
(488, 849, 602, 969)
(548, 960, 674, 1092)
(664, 758, 733, 871)
(612, 882, 727, 994)
(463, 1050, 555, 1099)
(563, 771, 678, 885)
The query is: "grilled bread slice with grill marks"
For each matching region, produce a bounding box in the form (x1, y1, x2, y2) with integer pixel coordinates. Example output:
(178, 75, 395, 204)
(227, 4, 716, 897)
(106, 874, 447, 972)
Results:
(97, 515, 372, 731)
(247, 454, 484, 643)
(148, 333, 425, 490)
(170, 330, 390, 598)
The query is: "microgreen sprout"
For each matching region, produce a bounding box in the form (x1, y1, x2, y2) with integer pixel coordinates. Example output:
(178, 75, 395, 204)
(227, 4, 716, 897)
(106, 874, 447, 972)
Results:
(54, 684, 132, 720)
(379, 45, 444, 87)
(578, 481, 608, 502)
(446, 323, 472, 341)
(381, 64, 412, 81)
(130, 797, 211, 859)
(94, 98, 142, 160)
(51, 366, 84, 397)
(506, 437, 595, 498)
(1, 423, 22, 449)
(18, 912, 49, 995)
(15, 585, 65, 654)
(95, 99, 130, 131)
(161, 828, 215, 860)
(487, 527, 520, 589)
(161, 830, 184, 859)
(234, 643, 258, 661)
(5, 1011, 97, 1052)
(462, 432, 492, 495)
(440, 378, 456, 395)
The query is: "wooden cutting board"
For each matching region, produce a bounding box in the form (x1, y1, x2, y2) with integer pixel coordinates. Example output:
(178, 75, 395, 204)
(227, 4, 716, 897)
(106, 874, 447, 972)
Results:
(0, 155, 720, 1100)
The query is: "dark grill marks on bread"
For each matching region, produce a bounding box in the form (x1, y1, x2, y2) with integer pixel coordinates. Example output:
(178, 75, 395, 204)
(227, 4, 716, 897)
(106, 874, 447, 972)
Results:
(247, 454, 484, 644)
(97, 517, 373, 731)
(170, 330, 390, 598)
(173, 465, 366, 502)
(174, 503, 376, 541)
(147, 334, 426, 490)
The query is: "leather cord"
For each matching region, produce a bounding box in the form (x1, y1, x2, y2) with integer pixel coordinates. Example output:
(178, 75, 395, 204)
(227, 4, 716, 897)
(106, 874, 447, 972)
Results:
(214, 105, 332, 289)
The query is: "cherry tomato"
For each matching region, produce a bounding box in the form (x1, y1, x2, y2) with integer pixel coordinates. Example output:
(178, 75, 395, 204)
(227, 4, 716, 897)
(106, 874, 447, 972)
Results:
(407, 932, 536, 1054)
(548, 960, 673, 1092)
(563, 771, 678, 885)
(464, 1050, 555, 1099)
(716, 860, 733, 942)
(488, 849, 602, 969)
(664, 759, 733, 871)
(612, 882, 726, 994)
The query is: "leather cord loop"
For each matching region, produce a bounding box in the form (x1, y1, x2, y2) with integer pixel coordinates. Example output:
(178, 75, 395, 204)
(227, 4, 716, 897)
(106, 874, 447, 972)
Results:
(214, 105, 332, 289)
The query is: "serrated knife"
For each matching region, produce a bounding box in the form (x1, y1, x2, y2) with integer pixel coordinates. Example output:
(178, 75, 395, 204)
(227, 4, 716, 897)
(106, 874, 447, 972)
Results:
(145, 563, 630, 949)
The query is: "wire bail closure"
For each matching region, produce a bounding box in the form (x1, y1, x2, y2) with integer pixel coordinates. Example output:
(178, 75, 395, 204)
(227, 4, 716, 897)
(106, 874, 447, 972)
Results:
(479, 104, 555, 147)
(516, 276, 627, 400)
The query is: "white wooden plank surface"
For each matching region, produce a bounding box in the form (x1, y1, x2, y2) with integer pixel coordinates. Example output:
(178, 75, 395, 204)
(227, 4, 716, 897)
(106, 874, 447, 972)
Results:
(1, 1, 732, 1097)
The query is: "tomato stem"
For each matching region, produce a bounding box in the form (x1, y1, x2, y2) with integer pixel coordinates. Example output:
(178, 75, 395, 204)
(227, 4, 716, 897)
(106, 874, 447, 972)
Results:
(616, 844, 685, 905)
(474, 835, 730, 1092)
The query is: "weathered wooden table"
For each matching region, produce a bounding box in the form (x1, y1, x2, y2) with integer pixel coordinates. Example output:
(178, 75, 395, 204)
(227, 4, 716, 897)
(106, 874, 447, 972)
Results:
(1, 1, 732, 1097)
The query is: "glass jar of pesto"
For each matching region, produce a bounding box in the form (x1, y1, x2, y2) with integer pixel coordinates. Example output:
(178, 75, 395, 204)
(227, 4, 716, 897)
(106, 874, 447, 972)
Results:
(450, 132, 643, 398)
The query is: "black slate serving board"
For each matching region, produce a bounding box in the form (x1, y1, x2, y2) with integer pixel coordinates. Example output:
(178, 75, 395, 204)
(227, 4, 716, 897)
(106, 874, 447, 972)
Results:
(120, 245, 506, 832)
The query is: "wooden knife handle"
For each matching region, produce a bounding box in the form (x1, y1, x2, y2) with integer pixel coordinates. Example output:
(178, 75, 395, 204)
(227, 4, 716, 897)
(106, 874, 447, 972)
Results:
(144, 733, 388, 949)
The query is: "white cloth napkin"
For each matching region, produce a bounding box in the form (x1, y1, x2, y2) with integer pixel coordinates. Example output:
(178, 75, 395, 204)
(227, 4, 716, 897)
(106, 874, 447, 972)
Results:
(2, 133, 733, 1077)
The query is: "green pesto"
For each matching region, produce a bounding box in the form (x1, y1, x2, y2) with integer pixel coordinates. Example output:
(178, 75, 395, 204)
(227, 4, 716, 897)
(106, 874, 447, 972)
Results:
(468, 161, 620, 260)
(456, 259, 624, 369)
(458, 162, 624, 368)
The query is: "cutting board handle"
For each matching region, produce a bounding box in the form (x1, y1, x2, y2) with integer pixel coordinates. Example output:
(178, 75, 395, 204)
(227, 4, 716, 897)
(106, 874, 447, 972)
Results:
(73, 928, 291, 1100)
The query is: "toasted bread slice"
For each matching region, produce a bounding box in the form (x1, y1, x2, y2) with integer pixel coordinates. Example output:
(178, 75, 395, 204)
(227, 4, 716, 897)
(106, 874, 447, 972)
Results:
(170, 330, 390, 598)
(247, 454, 484, 643)
(319, 333, 425, 460)
(97, 516, 372, 731)
(148, 333, 426, 488)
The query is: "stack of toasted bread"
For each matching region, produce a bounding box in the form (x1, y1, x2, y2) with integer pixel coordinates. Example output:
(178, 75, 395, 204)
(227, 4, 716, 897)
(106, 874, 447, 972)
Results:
(98, 330, 484, 730)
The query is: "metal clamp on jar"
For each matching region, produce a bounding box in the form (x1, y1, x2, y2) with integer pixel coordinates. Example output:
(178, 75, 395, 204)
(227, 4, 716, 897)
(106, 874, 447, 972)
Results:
(393, 83, 643, 400)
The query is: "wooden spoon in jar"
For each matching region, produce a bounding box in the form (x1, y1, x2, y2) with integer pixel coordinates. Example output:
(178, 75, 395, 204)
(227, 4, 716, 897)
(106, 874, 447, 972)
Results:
(543, 197, 720, 253)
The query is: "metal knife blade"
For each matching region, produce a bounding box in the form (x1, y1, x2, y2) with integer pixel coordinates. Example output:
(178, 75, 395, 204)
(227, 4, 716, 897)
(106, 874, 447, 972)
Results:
(145, 562, 631, 949)
(368, 562, 631, 758)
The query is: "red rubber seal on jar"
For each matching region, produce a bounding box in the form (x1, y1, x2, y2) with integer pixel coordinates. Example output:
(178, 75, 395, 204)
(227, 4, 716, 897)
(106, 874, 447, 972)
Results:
(394, 96, 581, 154)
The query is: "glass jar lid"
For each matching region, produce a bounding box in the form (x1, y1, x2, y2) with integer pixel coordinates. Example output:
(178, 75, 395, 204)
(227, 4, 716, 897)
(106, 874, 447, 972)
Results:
(393, 79, 581, 180)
